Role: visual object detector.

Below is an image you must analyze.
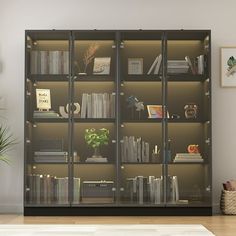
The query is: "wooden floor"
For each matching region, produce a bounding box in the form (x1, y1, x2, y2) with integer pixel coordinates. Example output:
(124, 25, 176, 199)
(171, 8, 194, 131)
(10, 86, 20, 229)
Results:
(0, 215, 235, 236)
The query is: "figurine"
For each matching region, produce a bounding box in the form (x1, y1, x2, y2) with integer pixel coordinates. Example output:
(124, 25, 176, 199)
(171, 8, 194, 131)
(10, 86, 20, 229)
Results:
(187, 144, 199, 154)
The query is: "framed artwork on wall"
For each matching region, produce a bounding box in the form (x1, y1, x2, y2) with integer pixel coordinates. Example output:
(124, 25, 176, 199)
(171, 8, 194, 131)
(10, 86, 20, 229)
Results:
(221, 47, 236, 87)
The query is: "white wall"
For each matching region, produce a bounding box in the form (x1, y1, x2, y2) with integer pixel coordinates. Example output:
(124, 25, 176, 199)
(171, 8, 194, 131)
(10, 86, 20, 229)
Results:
(0, 0, 236, 213)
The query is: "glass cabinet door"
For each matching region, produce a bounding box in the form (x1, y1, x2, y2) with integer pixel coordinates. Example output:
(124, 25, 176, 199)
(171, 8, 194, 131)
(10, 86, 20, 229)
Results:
(165, 31, 211, 207)
(119, 31, 164, 206)
(25, 31, 71, 206)
(71, 31, 117, 206)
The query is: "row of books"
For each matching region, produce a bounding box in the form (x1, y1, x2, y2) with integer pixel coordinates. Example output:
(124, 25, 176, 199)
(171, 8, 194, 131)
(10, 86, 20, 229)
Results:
(173, 153, 203, 163)
(167, 60, 189, 74)
(26, 175, 81, 204)
(121, 136, 150, 163)
(33, 110, 60, 119)
(34, 151, 68, 163)
(125, 175, 179, 204)
(81, 93, 115, 118)
(30, 50, 69, 75)
(185, 55, 205, 75)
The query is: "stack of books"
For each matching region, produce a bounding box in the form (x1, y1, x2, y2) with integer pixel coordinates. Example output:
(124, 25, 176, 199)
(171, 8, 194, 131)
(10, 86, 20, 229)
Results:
(34, 151, 68, 163)
(85, 157, 108, 163)
(30, 50, 69, 74)
(167, 60, 189, 74)
(33, 110, 60, 119)
(80, 93, 115, 119)
(121, 136, 150, 163)
(173, 153, 203, 163)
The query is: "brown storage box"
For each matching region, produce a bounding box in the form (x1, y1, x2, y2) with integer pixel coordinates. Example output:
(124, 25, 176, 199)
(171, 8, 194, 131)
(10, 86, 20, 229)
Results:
(220, 190, 236, 214)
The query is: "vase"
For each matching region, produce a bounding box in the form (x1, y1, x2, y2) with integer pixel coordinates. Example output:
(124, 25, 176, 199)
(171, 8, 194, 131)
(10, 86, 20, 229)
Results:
(92, 147, 103, 159)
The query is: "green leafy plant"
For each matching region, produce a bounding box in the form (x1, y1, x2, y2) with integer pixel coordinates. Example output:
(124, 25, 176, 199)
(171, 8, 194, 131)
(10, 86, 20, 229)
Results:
(0, 125, 16, 164)
(85, 128, 109, 148)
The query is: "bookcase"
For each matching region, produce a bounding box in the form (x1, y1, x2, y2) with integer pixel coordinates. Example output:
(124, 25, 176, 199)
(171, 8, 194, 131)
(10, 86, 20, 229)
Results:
(24, 30, 212, 215)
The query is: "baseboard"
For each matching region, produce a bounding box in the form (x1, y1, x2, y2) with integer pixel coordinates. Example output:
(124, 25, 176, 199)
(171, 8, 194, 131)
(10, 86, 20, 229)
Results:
(0, 204, 23, 214)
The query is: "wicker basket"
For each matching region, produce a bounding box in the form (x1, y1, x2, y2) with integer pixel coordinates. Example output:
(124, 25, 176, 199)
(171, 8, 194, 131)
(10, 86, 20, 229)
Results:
(220, 190, 236, 214)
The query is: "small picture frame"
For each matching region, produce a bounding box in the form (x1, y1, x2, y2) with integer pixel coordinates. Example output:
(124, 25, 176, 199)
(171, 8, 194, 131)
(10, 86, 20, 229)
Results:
(128, 58, 143, 75)
(36, 89, 51, 111)
(93, 57, 111, 75)
(221, 47, 236, 87)
(147, 105, 169, 118)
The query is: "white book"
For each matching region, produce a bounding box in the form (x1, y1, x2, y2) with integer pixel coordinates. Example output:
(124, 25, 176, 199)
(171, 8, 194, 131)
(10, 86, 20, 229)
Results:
(110, 93, 116, 118)
(80, 93, 87, 118)
(63, 51, 69, 74)
(153, 54, 162, 75)
(147, 54, 159, 74)
(173, 176, 179, 202)
(30, 51, 39, 74)
(98, 93, 103, 118)
(40, 51, 49, 74)
(154, 178, 161, 204)
(174, 159, 204, 163)
(87, 94, 92, 118)
(123, 136, 128, 162)
(137, 176, 144, 204)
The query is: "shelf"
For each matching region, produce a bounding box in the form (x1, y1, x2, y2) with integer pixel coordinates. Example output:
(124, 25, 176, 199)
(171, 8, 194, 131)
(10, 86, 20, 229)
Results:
(122, 118, 208, 123)
(73, 162, 114, 165)
(167, 74, 208, 82)
(123, 74, 161, 82)
(122, 119, 162, 123)
(121, 162, 162, 165)
(29, 74, 69, 82)
(28, 162, 68, 165)
(32, 118, 68, 123)
(74, 118, 115, 123)
(75, 75, 114, 82)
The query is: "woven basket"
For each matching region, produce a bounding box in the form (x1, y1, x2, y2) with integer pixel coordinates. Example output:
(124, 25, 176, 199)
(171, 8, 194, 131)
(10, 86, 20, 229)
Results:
(220, 190, 236, 214)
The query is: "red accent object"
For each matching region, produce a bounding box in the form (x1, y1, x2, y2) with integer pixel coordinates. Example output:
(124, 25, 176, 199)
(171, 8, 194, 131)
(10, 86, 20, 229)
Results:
(187, 145, 199, 153)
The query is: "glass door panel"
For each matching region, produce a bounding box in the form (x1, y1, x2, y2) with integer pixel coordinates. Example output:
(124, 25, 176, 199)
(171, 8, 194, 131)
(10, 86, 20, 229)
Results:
(166, 31, 211, 206)
(72, 31, 117, 205)
(25, 31, 70, 206)
(119, 31, 164, 206)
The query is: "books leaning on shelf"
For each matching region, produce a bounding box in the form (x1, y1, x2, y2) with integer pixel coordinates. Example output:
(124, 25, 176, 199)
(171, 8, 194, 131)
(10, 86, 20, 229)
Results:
(168, 175, 179, 203)
(185, 55, 205, 75)
(33, 110, 60, 118)
(173, 153, 203, 163)
(80, 92, 115, 119)
(147, 54, 162, 75)
(26, 175, 81, 204)
(121, 136, 150, 163)
(30, 50, 69, 75)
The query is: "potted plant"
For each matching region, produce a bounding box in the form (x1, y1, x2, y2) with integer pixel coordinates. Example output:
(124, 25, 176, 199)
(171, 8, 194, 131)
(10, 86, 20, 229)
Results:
(85, 128, 109, 159)
(0, 125, 15, 164)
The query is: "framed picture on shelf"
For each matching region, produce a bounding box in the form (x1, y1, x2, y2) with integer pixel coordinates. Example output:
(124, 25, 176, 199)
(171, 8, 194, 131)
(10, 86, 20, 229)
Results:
(128, 58, 143, 75)
(93, 57, 111, 75)
(147, 105, 169, 118)
(36, 89, 51, 110)
(221, 47, 236, 87)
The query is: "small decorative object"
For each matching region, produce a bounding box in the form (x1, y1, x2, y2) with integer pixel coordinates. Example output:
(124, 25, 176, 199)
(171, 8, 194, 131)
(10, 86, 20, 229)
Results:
(85, 128, 109, 162)
(184, 103, 198, 119)
(93, 57, 111, 75)
(187, 144, 200, 154)
(151, 145, 160, 163)
(128, 58, 143, 75)
(221, 47, 236, 87)
(79, 43, 100, 75)
(59, 103, 80, 118)
(126, 95, 144, 119)
(36, 89, 51, 111)
(147, 105, 169, 119)
(171, 114, 180, 119)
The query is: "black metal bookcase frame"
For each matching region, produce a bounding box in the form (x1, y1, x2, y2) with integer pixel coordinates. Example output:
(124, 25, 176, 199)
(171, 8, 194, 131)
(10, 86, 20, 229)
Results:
(24, 30, 212, 216)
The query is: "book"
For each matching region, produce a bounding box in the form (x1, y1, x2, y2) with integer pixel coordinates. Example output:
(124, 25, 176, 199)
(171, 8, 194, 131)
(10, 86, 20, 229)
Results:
(147, 54, 159, 74)
(185, 56, 195, 74)
(153, 54, 162, 74)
